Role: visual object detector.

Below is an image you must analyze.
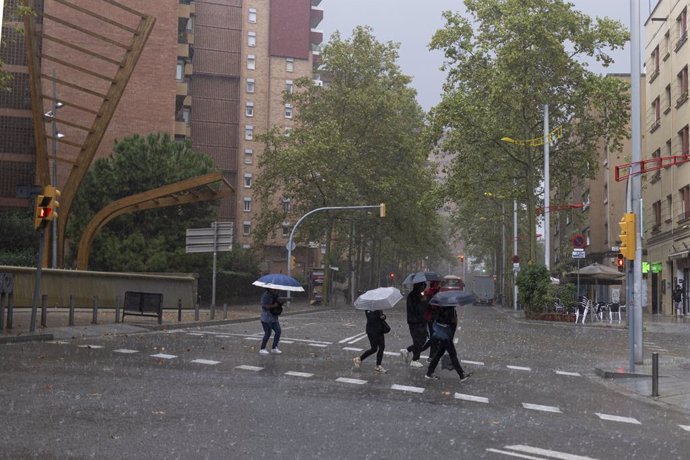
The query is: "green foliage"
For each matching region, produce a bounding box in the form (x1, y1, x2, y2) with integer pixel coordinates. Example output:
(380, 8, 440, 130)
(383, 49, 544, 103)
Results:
(547, 282, 577, 311)
(0, 209, 37, 267)
(189, 246, 264, 304)
(516, 263, 551, 314)
(67, 133, 217, 272)
(429, 0, 630, 264)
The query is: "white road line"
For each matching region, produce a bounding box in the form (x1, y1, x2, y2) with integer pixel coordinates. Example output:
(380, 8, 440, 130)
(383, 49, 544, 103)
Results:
(679, 424, 690, 432)
(285, 371, 314, 378)
(347, 335, 368, 344)
(497, 444, 600, 460)
(454, 392, 489, 403)
(236, 365, 263, 371)
(280, 340, 294, 344)
(244, 337, 262, 341)
(522, 403, 562, 413)
(77, 345, 104, 349)
(191, 359, 220, 365)
(342, 347, 363, 352)
(308, 343, 328, 348)
(150, 353, 177, 360)
(507, 365, 532, 372)
(555, 370, 581, 377)
(383, 351, 400, 356)
(216, 335, 229, 338)
(336, 377, 367, 385)
(461, 360, 485, 366)
(113, 349, 139, 354)
(339, 332, 367, 344)
(595, 413, 641, 425)
(485, 448, 545, 459)
(391, 384, 424, 394)
(187, 333, 204, 336)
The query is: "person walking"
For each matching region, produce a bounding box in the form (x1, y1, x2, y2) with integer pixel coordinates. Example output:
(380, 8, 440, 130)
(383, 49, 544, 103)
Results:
(421, 280, 442, 359)
(425, 305, 471, 382)
(259, 288, 284, 354)
(353, 309, 389, 373)
(401, 282, 428, 368)
(673, 283, 684, 318)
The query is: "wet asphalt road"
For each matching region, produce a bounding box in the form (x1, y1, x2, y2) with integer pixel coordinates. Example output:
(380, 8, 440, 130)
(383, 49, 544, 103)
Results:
(1, 305, 690, 459)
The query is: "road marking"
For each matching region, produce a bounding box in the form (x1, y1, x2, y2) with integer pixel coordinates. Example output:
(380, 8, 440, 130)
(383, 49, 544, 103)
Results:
(679, 424, 690, 432)
(113, 349, 139, 354)
(522, 403, 562, 413)
(555, 370, 581, 377)
(280, 340, 294, 344)
(507, 365, 532, 372)
(308, 343, 328, 348)
(383, 351, 400, 356)
(489, 444, 600, 459)
(391, 384, 424, 394)
(150, 353, 177, 360)
(191, 359, 220, 365)
(236, 365, 263, 371)
(77, 345, 104, 349)
(342, 347, 363, 352)
(339, 332, 367, 344)
(461, 360, 485, 366)
(187, 333, 204, 336)
(454, 392, 489, 403)
(285, 371, 313, 378)
(336, 377, 367, 385)
(216, 335, 229, 338)
(244, 337, 262, 341)
(595, 413, 641, 424)
(48, 341, 70, 344)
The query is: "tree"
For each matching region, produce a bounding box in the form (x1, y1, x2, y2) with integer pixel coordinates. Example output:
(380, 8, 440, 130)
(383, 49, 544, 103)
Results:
(67, 133, 217, 272)
(429, 0, 630, 267)
(254, 27, 445, 301)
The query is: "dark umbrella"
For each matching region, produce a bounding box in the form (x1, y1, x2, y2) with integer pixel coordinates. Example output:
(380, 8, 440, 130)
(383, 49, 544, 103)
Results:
(402, 271, 443, 286)
(430, 290, 475, 307)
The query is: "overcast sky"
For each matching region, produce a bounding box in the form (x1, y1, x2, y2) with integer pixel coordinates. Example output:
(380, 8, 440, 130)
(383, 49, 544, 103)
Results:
(320, 0, 653, 111)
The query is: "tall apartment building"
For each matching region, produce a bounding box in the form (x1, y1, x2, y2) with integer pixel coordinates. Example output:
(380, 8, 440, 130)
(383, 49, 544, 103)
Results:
(0, 0, 323, 274)
(644, 0, 690, 315)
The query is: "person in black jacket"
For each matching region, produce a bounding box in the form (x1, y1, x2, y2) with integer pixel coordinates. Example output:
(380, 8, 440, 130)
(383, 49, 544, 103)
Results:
(425, 306, 471, 382)
(353, 309, 388, 373)
(400, 282, 428, 368)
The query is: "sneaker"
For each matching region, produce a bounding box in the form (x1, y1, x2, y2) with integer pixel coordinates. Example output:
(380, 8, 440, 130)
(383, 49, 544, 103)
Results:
(400, 349, 410, 363)
(374, 365, 387, 374)
(424, 374, 440, 380)
(353, 356, 361, 368)
(409, 360, 424, 368)
(271, 348, 282, 354)
(259, 349, 269, 355)
(459, 372, 472, 383)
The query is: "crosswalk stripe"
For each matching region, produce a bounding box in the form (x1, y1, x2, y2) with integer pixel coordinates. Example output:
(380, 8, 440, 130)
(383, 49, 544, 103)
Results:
(235, 365, 263, 371)
(191, 359, 220, 365)
(150, 353, 177, 360)
(522, 403, 561, 413)
(113, 349, 139, 354)
(336, 377, 367, 385)
(308, 343, 327, 348)
(595, 413, 641, 424)
(285, 371, 313, 378)
(679, 424, 690, 432)
(461, 360, 485, 366)
(77, 345, 104, 349)
(507, 365, 532, 371)
(342, 347, 363, 352)
(454, 393, 489, 403)
(391, 384, 424, 394)
(502, 444, 600, 460)
(555, 370, 581, 377)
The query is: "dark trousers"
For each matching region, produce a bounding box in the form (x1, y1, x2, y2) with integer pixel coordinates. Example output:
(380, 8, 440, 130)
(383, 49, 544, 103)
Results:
(406, 323, 428, 360)
(422, 321, 437, 357)
(427, 338, 464, 377)
(260, 320, 281, 349)
(361, 332, 385, 365)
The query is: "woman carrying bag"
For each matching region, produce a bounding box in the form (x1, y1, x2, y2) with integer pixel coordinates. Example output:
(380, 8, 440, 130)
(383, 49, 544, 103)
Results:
(425, 305, 471, 382)
(353, 309, 390, 373)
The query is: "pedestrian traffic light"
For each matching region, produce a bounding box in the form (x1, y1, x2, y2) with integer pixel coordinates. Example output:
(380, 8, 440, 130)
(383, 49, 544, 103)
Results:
(42, 185, 60, 222)
(379, 203, 386, 218)
(616, 254, 625, 273)
(618, 212, 636, 260)
(33, 193, 51, 230)
(389, 272, 395, 280)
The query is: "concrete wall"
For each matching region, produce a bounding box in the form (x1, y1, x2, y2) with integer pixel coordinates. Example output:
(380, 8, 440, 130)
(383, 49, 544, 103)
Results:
(0, 266, 197, 309)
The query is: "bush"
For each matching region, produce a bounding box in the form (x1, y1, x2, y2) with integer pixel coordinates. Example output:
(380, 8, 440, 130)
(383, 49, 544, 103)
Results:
(516, 263, 551, 315)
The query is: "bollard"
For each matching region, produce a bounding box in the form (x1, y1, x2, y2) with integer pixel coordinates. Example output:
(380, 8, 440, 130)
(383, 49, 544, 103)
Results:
(178, 298, 182, 322)
(115, 295, 121, 323)
(211, 303, 216, 320)
(40, 294, 48, 328)
(195, 302, 199, 321)
(68, 295, 75, 326)
(0, 294, 4, 334)
(6, 292, 13, 330)
(652, 352, 659, 397)
(223, 303, 228, 320)
(92, 296, 98, 325)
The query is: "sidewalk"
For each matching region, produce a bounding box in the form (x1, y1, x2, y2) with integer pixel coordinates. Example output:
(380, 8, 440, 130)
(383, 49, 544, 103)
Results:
(0, 299, 324, 343)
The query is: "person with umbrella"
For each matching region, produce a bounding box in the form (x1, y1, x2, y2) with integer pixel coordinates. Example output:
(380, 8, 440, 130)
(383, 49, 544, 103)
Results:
(401, 282, 428, 368)
(425, 297, 471, 382)
(421, 280, 442, 359)
(352, 287, 400, 374)
(259, 288, 284, 355)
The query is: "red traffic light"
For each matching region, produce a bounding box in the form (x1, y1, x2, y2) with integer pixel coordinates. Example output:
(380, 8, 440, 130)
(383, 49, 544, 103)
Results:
(38, 207, 52, 219)
(616, 254, 625, 272)
(389, 272, 395, 279)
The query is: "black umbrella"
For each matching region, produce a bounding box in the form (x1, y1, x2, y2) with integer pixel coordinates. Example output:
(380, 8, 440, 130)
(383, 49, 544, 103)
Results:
(402, 271, 443, 285)
(430, 290, 475, 308)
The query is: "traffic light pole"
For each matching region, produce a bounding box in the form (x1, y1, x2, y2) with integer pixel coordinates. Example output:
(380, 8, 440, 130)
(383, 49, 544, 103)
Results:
(30, 226, 46, 333)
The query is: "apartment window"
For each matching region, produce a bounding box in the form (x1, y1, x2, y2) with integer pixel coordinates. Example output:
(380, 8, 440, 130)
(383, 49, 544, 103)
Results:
(244, 173, 252, 188)
(286, 80, 293, 94)
(243, 197, 252, 212)
(182, 108, 190, 125)
(243, 221, 251, 236)
(666, 84, 672, 112)
(667, 138, 673, 156)
(187, 16, 194, 31)
(245, 102, 254, 117)
(176, 60, 184, 81)
(245, 125, 254, 141)
(664, 31, 671, 57)
(667, 194, 674, 223)
(282, 198, 291, 213)
(679, 125, 689, 156)
(248, 8, 257, 24)
(286, 58, 294, 72)
(285, 104, 293, 119)
(652, 97, 661, 131)
(248, 31, 256, 47)
(653, 201, 662, 228)
(244, 148, 253, 164)
(650, 46, 660, 81)
(246, 78, 255, 93)
(282, 223, 290, 237)
(247, 54, 256, 70)
(677, 66, 688, 106)
(679, 8, 688, 38)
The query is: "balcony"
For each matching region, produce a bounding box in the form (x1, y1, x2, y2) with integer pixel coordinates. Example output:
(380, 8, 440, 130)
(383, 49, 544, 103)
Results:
(650, 119, 661, 133)
(649, 67, 660, 83)
(676, 91, 688, 108)
(678, 211, 690, 224)
(676, 30, 688, 52)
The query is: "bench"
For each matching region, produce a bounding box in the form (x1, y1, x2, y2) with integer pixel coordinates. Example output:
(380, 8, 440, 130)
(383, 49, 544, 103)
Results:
(123, 291, 163, 324)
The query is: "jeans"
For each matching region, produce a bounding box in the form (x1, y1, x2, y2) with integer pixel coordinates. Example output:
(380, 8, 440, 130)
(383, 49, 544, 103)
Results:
(261, 320, 281, 349)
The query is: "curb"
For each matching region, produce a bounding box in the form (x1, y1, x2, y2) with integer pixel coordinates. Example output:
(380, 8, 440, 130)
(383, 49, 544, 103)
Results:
(0, 333, 54, 344)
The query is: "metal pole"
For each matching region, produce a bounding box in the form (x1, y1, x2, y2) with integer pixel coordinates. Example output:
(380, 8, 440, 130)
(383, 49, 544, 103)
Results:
(502, 201, 506, 303)
(513, 197, 518, 310)
(68, 294, 74, 326)
(211, 221, 217, 309)
(51, 70, 58, 268)
(652, 352, 659, 397)
(30, 227, 46, 332)
(40, 294, 47, 328)
(543, 104, 550, 270)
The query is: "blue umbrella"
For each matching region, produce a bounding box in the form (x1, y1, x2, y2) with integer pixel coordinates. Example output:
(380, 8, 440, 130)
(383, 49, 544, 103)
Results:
(253, 273, 304, 292)
(430, 290, 475, 308)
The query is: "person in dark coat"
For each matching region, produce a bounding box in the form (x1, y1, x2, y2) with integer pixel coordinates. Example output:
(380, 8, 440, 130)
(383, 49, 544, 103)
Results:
(401, 282, 428, 368)
(425, 306, 471, 382)
(421, 280, 442, 359)
(353, 309, 388, 373)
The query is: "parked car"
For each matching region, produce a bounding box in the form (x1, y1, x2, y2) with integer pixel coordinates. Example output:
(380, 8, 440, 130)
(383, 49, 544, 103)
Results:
(440, 275, 465, 292)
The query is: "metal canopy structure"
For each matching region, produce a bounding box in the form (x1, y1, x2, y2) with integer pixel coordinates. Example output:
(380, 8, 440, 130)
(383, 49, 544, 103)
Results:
(76, 172, 235, 270)
(22, 0, 156, 266)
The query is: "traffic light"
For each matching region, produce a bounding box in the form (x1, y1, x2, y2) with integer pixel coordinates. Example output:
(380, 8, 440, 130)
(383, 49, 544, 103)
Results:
(389, 272, 395, 280)
(616, 254, 625, 273)
(379, 203, 386, 218)
(42, 185, 60, 222)
(459, 255, 464, 263)
(290, 256, 296, 271)
(618, 212, 636, 260)
(33, 193, 50, 230)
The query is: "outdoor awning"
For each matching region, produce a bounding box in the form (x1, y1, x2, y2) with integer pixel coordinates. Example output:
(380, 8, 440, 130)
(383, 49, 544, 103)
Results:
(669, 250, 690, 260)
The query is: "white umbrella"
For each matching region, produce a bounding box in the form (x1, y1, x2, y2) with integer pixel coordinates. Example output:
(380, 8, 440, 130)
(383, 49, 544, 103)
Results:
(354, 287, 403, 310)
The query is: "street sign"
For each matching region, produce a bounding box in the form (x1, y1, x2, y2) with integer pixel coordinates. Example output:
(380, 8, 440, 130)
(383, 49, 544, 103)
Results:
(513, 263, 520, 271)
(286, 241, 296, 251)
(572, 233, 586, 249)
(571, 248, 585, 259)
(185, 222, 233, 253)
